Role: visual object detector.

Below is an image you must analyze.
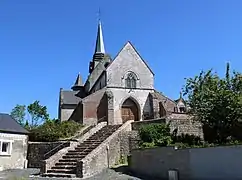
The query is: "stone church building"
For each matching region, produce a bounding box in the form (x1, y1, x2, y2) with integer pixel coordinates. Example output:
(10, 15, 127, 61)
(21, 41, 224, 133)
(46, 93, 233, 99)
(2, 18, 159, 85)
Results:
(58, 21, 188, 126)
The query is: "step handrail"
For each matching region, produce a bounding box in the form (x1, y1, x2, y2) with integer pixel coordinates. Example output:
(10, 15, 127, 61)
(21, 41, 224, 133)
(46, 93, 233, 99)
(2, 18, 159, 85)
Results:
(43, 116, 106, 160)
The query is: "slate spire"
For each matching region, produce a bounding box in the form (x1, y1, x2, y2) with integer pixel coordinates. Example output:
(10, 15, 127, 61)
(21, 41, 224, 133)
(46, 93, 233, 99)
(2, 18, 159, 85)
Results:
(94, 20, 105, 54)
(89, 18, 107, 73)
(71, 73, 83, 91)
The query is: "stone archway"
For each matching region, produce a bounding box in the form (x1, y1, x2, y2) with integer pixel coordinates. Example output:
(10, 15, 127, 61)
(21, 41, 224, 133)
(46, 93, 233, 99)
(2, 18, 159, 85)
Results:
(121, 98, 139, 123)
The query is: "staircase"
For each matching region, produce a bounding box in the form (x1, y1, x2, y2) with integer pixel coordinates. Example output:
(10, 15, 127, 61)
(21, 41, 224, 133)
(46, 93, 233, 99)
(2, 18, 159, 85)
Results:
(42, 125, 121, 178)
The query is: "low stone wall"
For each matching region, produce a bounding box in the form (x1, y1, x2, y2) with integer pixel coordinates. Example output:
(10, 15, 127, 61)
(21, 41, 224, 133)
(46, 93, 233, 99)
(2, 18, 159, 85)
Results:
(167, 113, 204, 138)
(76, 120, 133, 178)
(27, 141, 70, 168)
(129, 145, 242, 180)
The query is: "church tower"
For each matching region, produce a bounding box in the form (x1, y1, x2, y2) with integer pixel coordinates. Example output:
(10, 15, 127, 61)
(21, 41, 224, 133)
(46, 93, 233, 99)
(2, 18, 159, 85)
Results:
(89, 20, 106, 73)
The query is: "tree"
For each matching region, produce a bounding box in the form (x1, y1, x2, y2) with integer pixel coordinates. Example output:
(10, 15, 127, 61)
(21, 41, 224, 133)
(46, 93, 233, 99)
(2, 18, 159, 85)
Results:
(27, 100, 49, 128)
(10, 104, 26, 126)
(183, 63, 242, 143)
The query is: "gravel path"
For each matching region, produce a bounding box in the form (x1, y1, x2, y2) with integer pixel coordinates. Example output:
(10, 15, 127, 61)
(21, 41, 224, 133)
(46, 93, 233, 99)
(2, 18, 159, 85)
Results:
(0, 168, 144, 180)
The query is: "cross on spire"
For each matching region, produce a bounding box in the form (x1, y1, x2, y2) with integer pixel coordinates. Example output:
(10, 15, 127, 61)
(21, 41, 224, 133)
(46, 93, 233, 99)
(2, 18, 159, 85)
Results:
(98, 8, 101, 21)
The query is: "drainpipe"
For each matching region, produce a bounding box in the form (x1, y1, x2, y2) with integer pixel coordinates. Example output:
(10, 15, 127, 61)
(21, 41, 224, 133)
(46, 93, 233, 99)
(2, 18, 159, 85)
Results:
(106, 145, 110, 168)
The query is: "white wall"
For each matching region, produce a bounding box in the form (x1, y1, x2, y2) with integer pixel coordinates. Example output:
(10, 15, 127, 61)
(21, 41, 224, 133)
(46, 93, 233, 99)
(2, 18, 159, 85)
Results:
(0, 132, 28, 170)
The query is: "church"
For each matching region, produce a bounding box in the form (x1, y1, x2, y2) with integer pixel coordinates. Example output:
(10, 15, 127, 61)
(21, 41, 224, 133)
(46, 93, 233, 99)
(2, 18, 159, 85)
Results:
(58, 21, 187, 125)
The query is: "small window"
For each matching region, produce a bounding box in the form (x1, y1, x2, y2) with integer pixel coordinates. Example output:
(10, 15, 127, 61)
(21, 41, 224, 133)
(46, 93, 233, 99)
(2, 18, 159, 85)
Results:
(125, 72, 137, 89)
(0, 140, 12, 156)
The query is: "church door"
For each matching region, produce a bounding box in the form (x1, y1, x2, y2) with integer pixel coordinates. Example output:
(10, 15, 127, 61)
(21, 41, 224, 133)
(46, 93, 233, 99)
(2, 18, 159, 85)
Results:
(121, 98, 139, 123)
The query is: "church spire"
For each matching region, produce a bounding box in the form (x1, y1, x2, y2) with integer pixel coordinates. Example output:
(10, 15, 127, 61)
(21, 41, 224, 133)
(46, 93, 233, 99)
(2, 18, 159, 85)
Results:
(89, 17, 107, 74)
(94, 20, 105, 54)
(71, 73, 83, 91)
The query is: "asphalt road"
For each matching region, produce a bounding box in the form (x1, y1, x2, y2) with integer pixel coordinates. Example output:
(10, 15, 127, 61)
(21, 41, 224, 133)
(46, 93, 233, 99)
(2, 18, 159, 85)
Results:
(0, 168, 146, 180)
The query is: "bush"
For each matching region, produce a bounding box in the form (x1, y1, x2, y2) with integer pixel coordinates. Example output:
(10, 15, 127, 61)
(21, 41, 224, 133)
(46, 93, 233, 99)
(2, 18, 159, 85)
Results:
(28, 120, 84, 142)
(172, 133, 203, 146)
(138, 123, 172, 147)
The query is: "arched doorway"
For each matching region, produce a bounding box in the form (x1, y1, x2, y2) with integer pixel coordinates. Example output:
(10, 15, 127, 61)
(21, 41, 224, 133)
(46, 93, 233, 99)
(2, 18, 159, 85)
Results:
(121, 98, 139, 123)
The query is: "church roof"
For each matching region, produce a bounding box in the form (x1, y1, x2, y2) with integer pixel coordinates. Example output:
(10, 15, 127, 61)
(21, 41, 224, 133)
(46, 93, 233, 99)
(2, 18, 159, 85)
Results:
(61, 90, 82, 105)
(94, 20, 105, 54)
(150, 91, 177, 112)
(71, 73, 83, 91)
(0, 113, 29, 134)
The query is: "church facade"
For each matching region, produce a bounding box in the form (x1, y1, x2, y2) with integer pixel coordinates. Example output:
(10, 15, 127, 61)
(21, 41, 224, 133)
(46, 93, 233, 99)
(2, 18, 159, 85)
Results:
(58, 21, 187, 125)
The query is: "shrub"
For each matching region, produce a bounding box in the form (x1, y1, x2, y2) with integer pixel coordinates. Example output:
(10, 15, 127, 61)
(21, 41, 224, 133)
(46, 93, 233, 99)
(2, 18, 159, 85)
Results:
(28, 120, 84, 142)
(138, 123, 172, 147)
(172, 133, 203, 146)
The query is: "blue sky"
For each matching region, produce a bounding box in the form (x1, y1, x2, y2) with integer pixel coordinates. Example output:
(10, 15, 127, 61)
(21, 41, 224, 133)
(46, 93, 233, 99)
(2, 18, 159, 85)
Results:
(0, 0, 242, 119)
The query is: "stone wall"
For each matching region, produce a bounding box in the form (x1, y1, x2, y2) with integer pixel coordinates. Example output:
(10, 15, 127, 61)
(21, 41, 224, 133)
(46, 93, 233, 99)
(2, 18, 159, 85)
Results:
(128, 117, 204, 152)
(27, 141, 70, 168)
(129, 145, 242, 180)
(167, 113, 204, 138)
(76, 120, 133, 178)
(82, 88, 107, 125)
(0, 132, 28, 170)
(41, 122, 107, 173)
(109, 88, 154, 124)
(106, 42, 154, 90)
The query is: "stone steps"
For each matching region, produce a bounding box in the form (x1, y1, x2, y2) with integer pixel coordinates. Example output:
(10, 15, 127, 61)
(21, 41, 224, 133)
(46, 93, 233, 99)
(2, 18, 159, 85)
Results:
(51, 165, 76, 169)
(42, 124, 121, 178)
(55, 162, 76, 166)
(42, 173, 76, 178)
(47, 169, 75, 174)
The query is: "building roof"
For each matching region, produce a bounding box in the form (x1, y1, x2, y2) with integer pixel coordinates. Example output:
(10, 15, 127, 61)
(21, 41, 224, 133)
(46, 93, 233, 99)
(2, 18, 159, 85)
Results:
(71, 73, 83, 91)
(0, 113, 29, 134)
(61, 90, 82, 105)
(94, 20, 105, 54)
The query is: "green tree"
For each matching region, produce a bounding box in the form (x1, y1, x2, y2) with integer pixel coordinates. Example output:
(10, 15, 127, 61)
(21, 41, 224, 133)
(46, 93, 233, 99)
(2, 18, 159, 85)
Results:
(10, 104, 26, 126)
(184, 63, 242, 143)
(27, 100, 49, 128)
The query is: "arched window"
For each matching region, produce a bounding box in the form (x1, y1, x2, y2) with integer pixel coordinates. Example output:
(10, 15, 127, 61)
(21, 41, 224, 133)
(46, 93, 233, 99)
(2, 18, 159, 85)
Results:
(125, 72, 137, 89)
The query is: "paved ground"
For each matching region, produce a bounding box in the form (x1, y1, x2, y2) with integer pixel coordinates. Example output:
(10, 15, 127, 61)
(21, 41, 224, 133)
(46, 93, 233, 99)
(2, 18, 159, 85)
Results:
(0, 168, 148, 180)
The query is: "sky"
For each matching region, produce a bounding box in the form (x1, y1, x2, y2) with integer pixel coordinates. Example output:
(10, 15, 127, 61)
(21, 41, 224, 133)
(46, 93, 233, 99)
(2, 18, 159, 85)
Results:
(0, 0, 242, 119)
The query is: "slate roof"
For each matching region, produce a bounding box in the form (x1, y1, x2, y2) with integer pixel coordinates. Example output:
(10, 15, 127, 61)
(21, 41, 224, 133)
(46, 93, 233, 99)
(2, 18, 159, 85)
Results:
(150, 91, 177, 112)
(0, 113, 29, 134)
(71, 73, 83, 91)
(62, 90, 82, 105)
